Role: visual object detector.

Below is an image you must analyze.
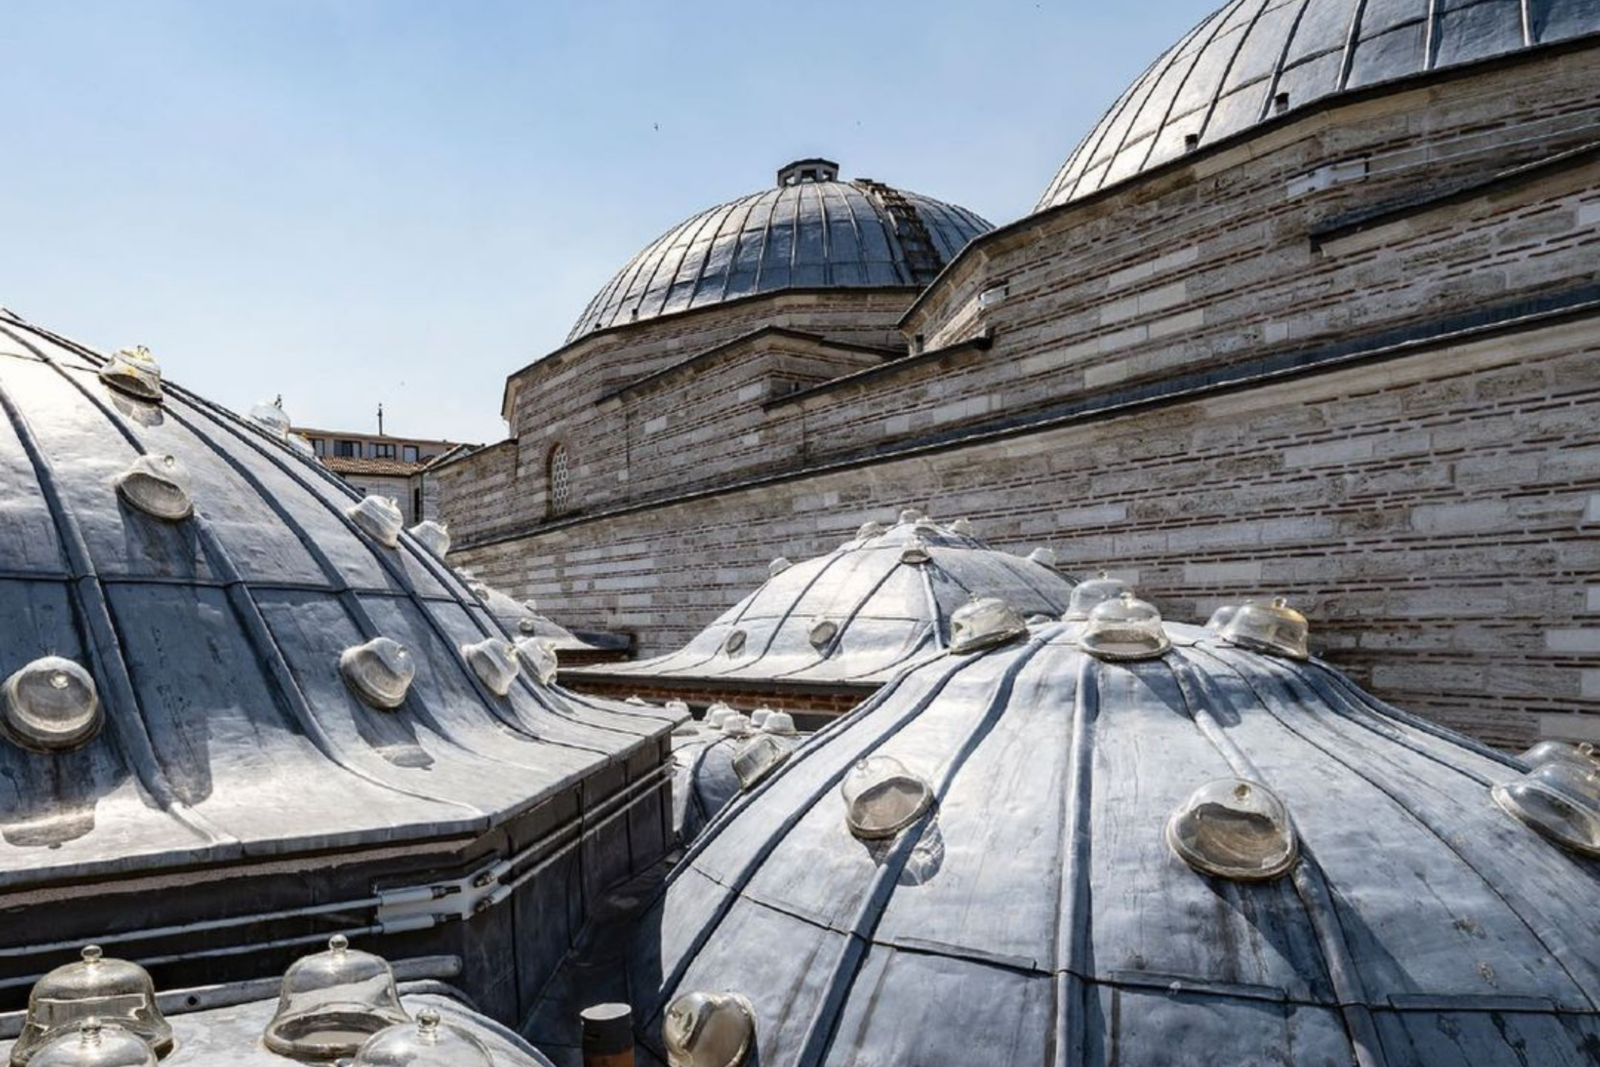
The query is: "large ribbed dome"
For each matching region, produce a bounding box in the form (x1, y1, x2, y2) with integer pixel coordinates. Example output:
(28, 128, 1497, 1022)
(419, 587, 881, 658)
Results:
(568, 159, 992, 342)
(1039, 0, 1600, 209)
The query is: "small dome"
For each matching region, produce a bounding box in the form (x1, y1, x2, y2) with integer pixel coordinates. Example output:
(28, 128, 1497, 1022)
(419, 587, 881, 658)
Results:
(567, 161, 991, 341)
(568, 513, 1075, 690)
(546, 618, 1600, 1066)
(1038, 0, 1600, 209)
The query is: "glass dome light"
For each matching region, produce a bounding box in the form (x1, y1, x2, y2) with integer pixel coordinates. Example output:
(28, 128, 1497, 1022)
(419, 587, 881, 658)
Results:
(1166, 778, 1299, 881)
(516, 614, 540, 635)
(408, 520, 450, 557)
(1204, 601, 1251, 633)
(898, 507, 925, 524)
(948, 597, 1028, 654)
(761, 711, 797, 736)
(665, 699, 691, 717)
(114, 454, 192, 522)
(949, 517, 975, 536)
(808, 618, 839, 649)
(1518, 740, 1597, 771)
(855, 520, 885, 541)
(732, 734, 792, 790)
(1219, 597, 1310, 660)
(3, 657, 102, 753)
(23, 1020, 157, 1067)
(339, 637, 415, 710)
(1492, 762, 1600, 858)
(1080, 593, 1171, 661)
(841, 756, 934, 840)
(248, 399, 292, 435)
(10, 947, 173, 1067)
(350, 1008, 495, 1067)
(626, 695, 650, 706)
(261, 935, 410, 1061)
(461, 638, 519, 697)
(900, 537, 931, 565)
(286, 432, 316, 458)
(512, 636, 558, 686)
(98, 347, 162, 403)
(1026, 546, 1057, 569)
(768, 557, 792, 578)
(704, 703, 735, 729)
(1064, 572, 1132, 621)
(662, 991, 756, 1067)
(720, 713, 752, 738)
(723, 629, 746, 657)
(346, 495, 403, 548)
(749, 707, 772, 728)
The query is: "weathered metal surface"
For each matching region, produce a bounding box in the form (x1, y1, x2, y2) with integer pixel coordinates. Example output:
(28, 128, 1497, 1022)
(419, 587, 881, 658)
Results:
(667, 721, 804, 849)
(1039, 0, 1600, 209)
(567, 516, 1076, 691)
(567, 172, 991, 341)
(471, 579, 613, 657)
(532, 618, 1600, 1066)
(0, 309, 682, 1016)
(0, 989, 556, 1066)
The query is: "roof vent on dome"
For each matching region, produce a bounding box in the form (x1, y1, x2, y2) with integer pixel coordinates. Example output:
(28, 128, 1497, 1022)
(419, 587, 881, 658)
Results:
(776, 157, 839, 186)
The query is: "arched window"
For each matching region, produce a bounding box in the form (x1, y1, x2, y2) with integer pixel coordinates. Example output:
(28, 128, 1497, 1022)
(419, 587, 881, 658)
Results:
(547, 443, 572, 516)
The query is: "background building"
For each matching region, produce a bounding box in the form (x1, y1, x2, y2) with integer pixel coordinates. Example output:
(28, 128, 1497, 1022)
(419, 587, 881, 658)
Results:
(437, 3, 1600, 749)
(295, 424, 467, 525)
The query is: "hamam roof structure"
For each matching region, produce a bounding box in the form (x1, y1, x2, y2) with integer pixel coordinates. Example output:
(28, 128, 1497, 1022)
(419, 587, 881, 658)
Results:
(533, 603, 1600, 1066)
(564, 513, 1077, 698)
(0, 308, 679, 893)
(566, 160, 992, 342)
(1038, 0, 1600, 209)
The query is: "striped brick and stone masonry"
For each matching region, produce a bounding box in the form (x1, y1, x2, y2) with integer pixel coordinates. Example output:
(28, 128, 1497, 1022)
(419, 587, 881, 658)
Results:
(439, 42, 1600, 750)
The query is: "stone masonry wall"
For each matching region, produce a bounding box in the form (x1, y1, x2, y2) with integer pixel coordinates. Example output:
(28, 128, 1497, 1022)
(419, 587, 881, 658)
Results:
(454, 315, 1600, 750)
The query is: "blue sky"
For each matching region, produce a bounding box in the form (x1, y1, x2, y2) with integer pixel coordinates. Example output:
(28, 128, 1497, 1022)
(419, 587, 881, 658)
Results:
(0, 0, 1215, 443)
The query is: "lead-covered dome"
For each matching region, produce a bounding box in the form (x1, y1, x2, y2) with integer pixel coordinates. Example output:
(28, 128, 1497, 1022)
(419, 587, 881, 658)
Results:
(1039, 0, 1600, 209)
(568, 159, 992, 342)
(0, 308, 677, 891)
(529, 611, 1600, 1065)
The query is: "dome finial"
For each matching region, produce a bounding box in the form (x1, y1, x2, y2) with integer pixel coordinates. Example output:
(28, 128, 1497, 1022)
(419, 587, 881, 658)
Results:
(777, 157, 839, 186)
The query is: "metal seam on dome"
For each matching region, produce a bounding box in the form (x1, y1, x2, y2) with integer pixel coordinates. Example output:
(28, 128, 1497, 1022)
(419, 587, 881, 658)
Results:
(765, 552, 921, 682)
(1520, 0, 1532, 47)
(1310, 661, 1520, 769)
(1050, 655, 1099, 1066)
(14, 330, 495, 816)
(713, 191, 766, 305)
(792, 637, 1052, 1066)
(152, 398, 606, 765)
(1050, 45, 1168, 204)
(1199, 645, 1600, 1011)
(1423, 0, 1440, 72)
(1164, 651, 1392, 1060)
(0, 344, 224, 841)
(679, 198, 742, 311)
(649, 200, 729, 321)
(1337, 0, 1372, 91)
(814, 182, 832, 286)
(653, 653, 994, 1015)
(1132, 0, 1245, 175)
(749, 187, 785, 293)
(832, 182, 872, 282)
(1101, 6, 1225, 188)
(1197, 0, 1276, 146)
(1258, 0, 1317, 121)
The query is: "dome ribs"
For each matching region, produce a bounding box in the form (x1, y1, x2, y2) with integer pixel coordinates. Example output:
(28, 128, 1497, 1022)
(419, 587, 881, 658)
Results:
(0, 330, 226, 844)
